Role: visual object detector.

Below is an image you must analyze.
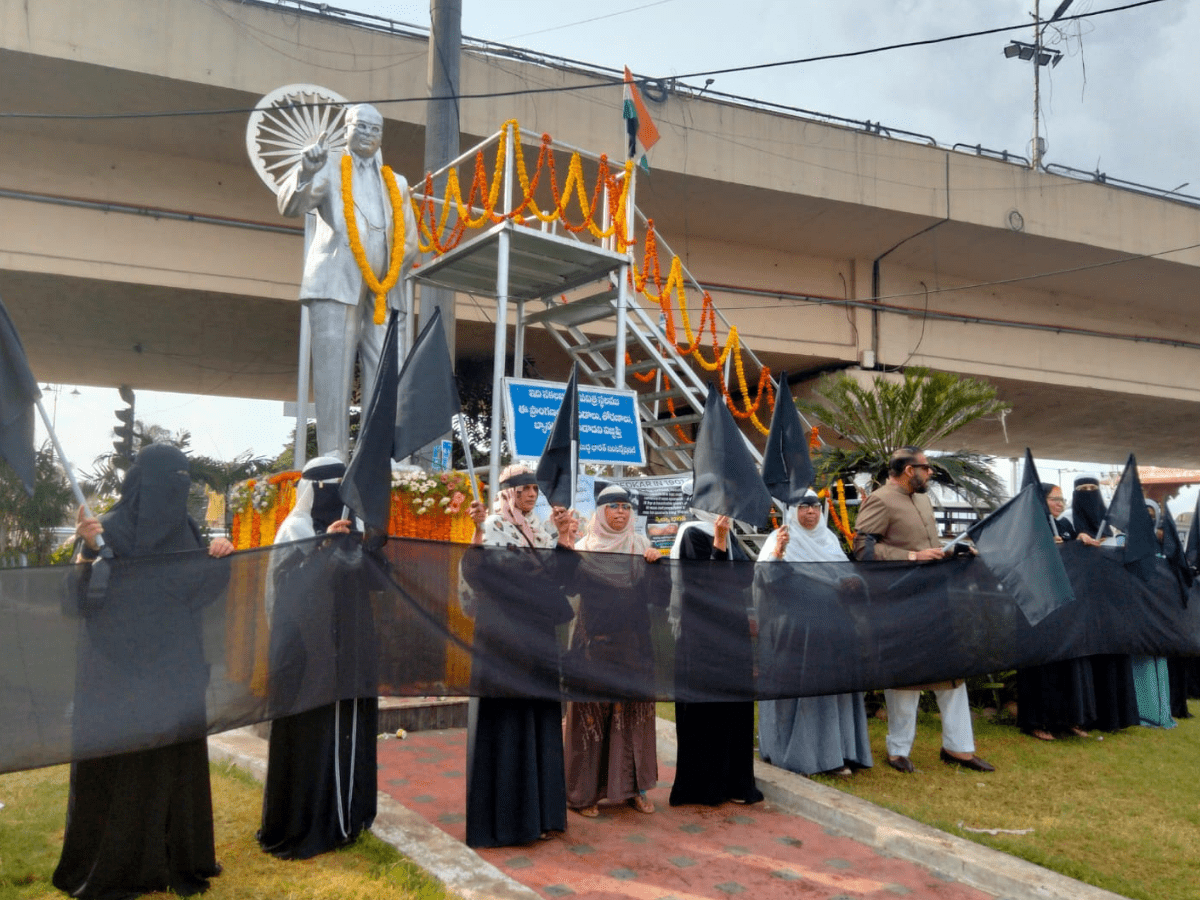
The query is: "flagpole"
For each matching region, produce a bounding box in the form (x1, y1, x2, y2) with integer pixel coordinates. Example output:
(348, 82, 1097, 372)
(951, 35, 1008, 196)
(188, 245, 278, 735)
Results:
(34, 396, 105, 549)
(456, 415, 482, 503)
(570, 438, 578, 513)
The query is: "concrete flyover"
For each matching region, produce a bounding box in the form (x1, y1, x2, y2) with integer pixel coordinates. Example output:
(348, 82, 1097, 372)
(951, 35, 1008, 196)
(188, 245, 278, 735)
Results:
(2, 0, 1198, 466)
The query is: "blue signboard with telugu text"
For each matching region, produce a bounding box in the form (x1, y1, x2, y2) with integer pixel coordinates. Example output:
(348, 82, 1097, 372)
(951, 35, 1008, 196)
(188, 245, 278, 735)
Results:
(503, 378, 646, 467)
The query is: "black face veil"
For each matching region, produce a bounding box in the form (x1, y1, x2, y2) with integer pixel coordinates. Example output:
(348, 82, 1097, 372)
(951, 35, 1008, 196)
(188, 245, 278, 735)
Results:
(101, 443, 198, 555)
(1071, 481, 1108, 537)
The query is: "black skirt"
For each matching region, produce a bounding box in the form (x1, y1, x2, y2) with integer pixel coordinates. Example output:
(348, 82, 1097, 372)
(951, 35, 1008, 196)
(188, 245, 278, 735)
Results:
(53, 740, 219, 900)
(465, 697, 567, 848)
(258, 698, 378, 859)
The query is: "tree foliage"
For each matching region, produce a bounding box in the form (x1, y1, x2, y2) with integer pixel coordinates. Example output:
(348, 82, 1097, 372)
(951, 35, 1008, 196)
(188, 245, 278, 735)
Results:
(0, 444, 75, 565)
(83, 420, 194, 500)
(800, 367, 1010, 509)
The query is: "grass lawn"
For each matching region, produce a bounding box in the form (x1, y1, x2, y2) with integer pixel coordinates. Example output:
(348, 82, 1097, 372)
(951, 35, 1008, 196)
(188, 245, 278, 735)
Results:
(661, 699, 1200, 900)
(0, 760, 453, 900)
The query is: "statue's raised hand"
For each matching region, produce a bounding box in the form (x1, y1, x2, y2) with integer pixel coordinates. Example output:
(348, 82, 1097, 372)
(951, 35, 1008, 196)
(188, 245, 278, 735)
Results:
(300, 130, 328, 175)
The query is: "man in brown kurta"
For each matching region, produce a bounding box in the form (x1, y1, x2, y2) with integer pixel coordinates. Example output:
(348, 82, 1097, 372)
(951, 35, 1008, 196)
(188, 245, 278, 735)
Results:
(853, 447, 995, 774)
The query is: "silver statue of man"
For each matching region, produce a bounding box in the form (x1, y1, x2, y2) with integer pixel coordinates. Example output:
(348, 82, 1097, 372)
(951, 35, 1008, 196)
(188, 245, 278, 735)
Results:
(277, 103, 419, 462)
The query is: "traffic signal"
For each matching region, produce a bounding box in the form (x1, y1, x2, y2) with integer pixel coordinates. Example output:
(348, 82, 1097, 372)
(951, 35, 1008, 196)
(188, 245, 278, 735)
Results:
(113, 385, 136, 465)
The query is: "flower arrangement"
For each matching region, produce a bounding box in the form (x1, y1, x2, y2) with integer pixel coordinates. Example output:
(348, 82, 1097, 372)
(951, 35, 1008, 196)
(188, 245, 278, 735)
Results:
(391, 468, 475, 515)
(251, 479, 279, 514)
(230, 468, 479, 549)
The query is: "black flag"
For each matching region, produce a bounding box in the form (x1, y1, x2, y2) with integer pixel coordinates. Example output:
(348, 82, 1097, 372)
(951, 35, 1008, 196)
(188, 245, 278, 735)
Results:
(536, 363, 579, 508)
(340, 310, 401, 531)
(0, 294, 41, 495)
(691, 385, 772, 529)
(1020, 447, 1052, 521)
(1104, 454, 1157, 577)
(968, 482, 1076, 626)
(761, 373, 814, 506)
(393, 308, 462, 463)
(1160, 503, 1193, 591)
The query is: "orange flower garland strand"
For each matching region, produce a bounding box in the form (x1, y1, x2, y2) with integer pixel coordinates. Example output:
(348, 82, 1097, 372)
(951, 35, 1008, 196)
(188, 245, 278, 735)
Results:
(404, 118, 772, 435)
(341, 155, 407, 325)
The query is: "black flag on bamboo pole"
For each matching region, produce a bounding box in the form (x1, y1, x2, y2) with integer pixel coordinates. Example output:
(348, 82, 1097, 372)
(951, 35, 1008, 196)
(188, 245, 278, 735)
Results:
(340, 310, 401, 531)
(760, 373, 814, 506)
(536, 362, 580, 508)
(690, 385, 772, 528)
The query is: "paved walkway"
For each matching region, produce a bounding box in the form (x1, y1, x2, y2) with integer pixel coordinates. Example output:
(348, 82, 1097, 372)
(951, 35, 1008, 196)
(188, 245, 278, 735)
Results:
(209, 722, 1126, 900)
(376, 726, 989, 900)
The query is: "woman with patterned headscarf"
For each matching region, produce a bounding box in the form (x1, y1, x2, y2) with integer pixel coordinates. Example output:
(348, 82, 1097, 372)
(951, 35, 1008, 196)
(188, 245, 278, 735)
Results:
(259, 456, 380, 859)
(564, 483, 663, 818)
(462, 464, 576, 847)
(55, 444, 233, 900)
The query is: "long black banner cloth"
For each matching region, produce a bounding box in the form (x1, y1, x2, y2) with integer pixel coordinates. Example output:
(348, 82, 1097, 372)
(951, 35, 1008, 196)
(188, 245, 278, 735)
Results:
(2, 536, 1197, 774)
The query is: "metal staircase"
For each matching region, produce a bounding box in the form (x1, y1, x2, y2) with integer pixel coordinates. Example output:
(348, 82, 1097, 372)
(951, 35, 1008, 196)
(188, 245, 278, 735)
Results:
(523, 279, 719, 475)
(409, 124, 771, 492)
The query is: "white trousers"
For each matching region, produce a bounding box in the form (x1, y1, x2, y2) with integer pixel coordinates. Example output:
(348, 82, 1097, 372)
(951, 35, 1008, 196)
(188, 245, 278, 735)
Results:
(307, 297, 404, 462)
(884, 683, 975, 757)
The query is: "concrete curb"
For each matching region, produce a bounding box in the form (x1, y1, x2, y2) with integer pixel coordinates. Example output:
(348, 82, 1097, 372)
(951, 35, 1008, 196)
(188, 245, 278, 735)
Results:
(657, 718, 1126, 900)
(207, 729, 541, 900)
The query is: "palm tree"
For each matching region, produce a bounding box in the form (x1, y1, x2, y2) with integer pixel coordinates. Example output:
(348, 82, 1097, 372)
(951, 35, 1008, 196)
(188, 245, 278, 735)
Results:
(799, 367, 1009, 510)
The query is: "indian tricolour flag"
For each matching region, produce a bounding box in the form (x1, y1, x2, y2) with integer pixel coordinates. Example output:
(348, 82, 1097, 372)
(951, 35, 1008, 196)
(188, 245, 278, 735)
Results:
(623, 66, 660, 172)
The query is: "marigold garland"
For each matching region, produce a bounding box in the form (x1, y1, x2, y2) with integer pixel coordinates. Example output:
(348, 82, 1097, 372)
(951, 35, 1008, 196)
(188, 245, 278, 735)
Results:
(820, 480, 856, 547)
(341, 155, 407, 326)
(404, 119, 772, 435)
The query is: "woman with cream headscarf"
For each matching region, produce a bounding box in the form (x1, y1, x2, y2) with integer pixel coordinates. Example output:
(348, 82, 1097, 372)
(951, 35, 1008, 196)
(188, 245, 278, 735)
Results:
(755, 491, 873, 777)
(564, 483, 663, 818)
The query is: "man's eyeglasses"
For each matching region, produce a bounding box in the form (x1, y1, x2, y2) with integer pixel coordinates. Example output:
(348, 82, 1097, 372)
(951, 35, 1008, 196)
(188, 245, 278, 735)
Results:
(910, 464, 933, 472)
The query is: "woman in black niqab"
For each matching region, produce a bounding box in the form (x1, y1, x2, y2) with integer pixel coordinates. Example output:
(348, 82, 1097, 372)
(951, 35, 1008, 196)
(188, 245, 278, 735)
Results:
(1067, 475, 1138, 731)
(54, 443, 231, 900)
(258, 456, 379, 860)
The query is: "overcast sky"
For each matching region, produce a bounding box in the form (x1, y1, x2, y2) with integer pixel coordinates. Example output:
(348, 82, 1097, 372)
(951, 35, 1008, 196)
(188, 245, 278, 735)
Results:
(395, 0, 1198, 191)
(35, 0, 1199, 507)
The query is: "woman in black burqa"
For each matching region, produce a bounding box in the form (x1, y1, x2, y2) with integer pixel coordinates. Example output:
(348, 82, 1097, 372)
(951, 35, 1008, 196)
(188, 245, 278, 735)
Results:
(1070, 475, 1139, 732)
(54, 443, 233, 900)
(668, 509, 763, 806)
(1015, 482, 1096, 740)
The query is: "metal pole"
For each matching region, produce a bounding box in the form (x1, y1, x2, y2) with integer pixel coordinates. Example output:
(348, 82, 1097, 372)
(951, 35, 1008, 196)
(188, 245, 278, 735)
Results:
(423, 0, 462, 354)
(294, 304, 311, 469)
(1032, 0, 1041, 170)
(487, 128, 516, 503)
(34, 397, 104, 548)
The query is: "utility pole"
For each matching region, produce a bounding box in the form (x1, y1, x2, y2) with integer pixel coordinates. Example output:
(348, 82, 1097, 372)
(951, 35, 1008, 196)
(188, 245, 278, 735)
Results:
(423, 0, 462, 356)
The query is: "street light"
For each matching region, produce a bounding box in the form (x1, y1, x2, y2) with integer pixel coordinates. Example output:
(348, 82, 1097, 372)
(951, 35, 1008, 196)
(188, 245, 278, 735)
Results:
(1001, 0, 1073, 169)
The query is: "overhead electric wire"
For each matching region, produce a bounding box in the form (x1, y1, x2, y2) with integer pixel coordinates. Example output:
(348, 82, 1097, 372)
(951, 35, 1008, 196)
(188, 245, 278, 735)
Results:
(0, 0, 1164, 121)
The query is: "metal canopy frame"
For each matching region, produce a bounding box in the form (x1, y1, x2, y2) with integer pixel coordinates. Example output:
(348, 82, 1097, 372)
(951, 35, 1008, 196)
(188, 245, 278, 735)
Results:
(410, 201, 631, 503)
